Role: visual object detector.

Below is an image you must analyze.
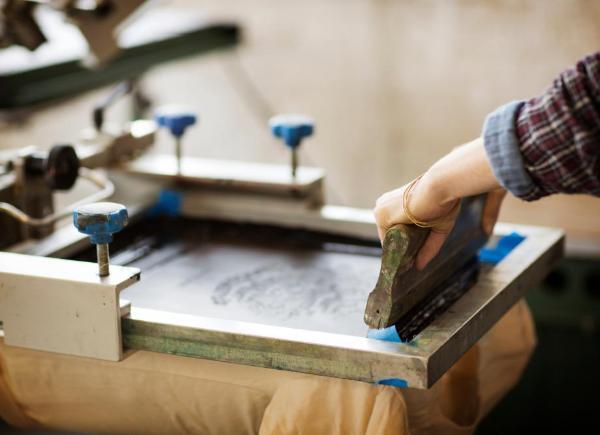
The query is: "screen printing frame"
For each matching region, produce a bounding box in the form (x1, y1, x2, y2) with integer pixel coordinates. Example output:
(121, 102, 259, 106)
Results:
(4, 166, 564, 389)
(119, 222, 563, 389)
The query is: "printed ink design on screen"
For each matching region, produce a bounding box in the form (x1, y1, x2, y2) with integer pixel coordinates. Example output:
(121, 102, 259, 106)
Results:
(211, 258, 377, 320)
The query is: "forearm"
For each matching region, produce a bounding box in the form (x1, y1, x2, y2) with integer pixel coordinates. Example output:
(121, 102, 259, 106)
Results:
(417, 53, 600, 211)
(484, 53, 600, 200)
(411, 138, 501, 217)
(374, 53, 600, 266)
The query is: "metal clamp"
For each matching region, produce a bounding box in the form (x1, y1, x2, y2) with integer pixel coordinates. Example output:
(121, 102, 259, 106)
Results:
(0, 167, 114, 227)
(0, 252, 140, 361)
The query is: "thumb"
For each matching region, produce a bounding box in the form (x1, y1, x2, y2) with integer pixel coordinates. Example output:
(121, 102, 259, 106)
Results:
(414, 199, 460, 270)
(482, 189, 507, 235)
(415, 230, 450, 270)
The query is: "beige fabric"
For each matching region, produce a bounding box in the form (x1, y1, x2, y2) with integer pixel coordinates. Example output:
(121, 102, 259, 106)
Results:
(0, 300, 535, 435)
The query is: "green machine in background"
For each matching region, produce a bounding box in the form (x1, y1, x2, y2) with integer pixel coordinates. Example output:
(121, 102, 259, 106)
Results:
(0, 0, 241, 254)
(478, 255, 600, 433)
(0, 1, 240, 110)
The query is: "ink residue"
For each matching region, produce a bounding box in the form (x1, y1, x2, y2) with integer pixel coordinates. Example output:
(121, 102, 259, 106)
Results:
(212, 258, 376, 321)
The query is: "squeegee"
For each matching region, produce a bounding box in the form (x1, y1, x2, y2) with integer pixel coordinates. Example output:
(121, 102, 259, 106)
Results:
(364, 195, 489, 341)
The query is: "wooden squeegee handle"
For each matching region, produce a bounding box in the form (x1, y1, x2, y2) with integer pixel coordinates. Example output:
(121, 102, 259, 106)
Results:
(363, 224, 430, 328)
(383, 224, 430, 275)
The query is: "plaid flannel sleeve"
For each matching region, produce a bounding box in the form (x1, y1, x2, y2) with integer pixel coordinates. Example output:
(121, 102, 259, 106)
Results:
(482, 52, 600, 201)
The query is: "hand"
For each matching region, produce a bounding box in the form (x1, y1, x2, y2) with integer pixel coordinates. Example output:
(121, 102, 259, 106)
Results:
(375, 138, 506, 270)
(374, 179, 506, 270)
(374, 138, 504, 269)
(374, 173, 461, 270)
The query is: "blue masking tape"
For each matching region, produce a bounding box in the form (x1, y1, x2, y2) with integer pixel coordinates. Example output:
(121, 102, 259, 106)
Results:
(147, 189, 183, 217)
(377, 378, 408, 388)
(367, 328, 408, 388)
(367, 325, 402, 342)
(479, 232, 526, 265)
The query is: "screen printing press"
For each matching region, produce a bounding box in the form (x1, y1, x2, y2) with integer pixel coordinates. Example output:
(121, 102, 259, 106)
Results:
(0, 111, 564, 433)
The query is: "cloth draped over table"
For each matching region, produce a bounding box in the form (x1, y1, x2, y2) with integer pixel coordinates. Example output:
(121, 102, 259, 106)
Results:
(0, 300, 535, 435)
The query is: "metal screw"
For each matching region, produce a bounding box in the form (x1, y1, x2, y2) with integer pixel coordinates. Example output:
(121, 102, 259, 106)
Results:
(97, 243, 110, 276)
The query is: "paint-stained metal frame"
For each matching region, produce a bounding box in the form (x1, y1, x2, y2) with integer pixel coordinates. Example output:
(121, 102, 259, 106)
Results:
(122, 223, 563, 389)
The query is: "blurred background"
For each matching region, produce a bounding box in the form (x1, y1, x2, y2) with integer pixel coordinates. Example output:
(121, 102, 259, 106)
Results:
(1, 0, 599, 433)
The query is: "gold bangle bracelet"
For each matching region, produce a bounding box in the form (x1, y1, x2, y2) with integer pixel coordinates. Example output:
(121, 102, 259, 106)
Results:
(402, 175, 460, 230)
(402, 175, 432, 228)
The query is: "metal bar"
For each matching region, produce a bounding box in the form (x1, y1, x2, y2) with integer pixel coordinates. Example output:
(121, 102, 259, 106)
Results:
(124, 154, 325, 202)
(122, 307, 429, 387)
(0, 23, 240, 109)
(291, 147, 298, 178)
(175, 137, 182, 175)
(0, 167, 114, 226)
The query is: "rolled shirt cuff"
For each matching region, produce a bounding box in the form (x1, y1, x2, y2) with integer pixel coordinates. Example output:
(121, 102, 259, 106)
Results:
(482, 100, 533, 198)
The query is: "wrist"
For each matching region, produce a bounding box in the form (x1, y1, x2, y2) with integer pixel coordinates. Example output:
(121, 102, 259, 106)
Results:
(420, 165, 458, 208)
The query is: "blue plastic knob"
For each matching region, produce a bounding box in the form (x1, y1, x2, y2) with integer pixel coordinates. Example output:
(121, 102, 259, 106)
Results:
(73, 202, 128, 245)
(269, 114, 314, 149)
(155, 105, 197, 138)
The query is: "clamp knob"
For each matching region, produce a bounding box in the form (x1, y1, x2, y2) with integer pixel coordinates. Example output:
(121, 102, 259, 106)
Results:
(155, 105, 197, 138)
(269, 114, 314, 178)
(269, 114, 314, 148)
(155, 105, 197, 174)
(23, 144, 80, 191)
(46, 144, 80, 190)
(73, 202, 128, 276)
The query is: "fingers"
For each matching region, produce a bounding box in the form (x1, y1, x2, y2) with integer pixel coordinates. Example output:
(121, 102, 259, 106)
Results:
(415, 231, 447, 270)
(414, 189, 501, 269)
(482, 189, 507, 235)
(374, 180, 460, 264)
(374, 201, 388, 244)
(374, 185, 410, 245)
(376, 223, 386, 246)
(414, 198, 460, 269)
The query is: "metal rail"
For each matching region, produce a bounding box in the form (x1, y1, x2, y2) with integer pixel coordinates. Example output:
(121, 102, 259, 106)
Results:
(0, 167, 114, 226)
